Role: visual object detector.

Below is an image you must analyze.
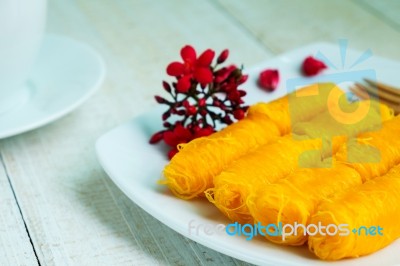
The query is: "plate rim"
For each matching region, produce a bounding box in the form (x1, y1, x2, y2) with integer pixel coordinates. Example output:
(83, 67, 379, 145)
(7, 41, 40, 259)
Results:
(95, 41, 400, 266)
(0, 34, 106, 139)
(95, 114, 310, 266)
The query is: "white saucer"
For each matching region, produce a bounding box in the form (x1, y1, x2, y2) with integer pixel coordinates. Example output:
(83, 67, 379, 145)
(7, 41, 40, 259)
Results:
(0, 34, 105, 139)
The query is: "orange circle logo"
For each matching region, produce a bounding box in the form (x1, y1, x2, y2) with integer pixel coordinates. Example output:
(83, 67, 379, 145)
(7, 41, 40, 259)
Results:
(327, 87, 370, 125)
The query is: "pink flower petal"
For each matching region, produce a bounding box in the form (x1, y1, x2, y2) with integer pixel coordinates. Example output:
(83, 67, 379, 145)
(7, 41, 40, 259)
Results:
(302, 56, 327, 76)
(258, 69, 279, 91)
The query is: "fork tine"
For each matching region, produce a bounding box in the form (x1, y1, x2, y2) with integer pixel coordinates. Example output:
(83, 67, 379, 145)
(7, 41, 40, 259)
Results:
(355, 82, 400, 103)
(350, 85, 400, 114)
(350, 85, 371, 100)
(364, 79, 400, 96)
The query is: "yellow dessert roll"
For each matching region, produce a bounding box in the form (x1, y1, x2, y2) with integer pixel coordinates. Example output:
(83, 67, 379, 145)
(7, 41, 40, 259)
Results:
(248, 82, 339, 135)
(208, 101, 392, 224)
(335, 115, 400, 181)
(293, 100, 393, 156)
(161, 113, 280, 199)
(162, 83, 337, 199)
(206, 135, 322, 224)
(245, 107, 394, 246)
(308, 163, 400, 260)
(247, 164, 362, 246)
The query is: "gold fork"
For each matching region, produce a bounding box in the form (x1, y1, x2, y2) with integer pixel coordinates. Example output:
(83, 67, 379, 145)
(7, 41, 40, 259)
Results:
(349, 79, 400, 114)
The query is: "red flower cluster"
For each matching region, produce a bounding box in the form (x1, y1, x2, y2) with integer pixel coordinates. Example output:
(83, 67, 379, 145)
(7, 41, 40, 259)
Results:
(150, 45, 248, 159)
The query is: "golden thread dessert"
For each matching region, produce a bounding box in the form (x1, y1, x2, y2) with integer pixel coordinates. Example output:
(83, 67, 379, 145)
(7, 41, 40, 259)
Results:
(162, 83, 338, 199)
(247, 164, 362, 246)
(247, 83, 339, 135)
(335, 114, 400, 180)
(207, 100, 393, 224)
(309, 163, 400, 260)
(206, 135, 322, 224)
(206, 135, 322, 223)
(161, 112, 280, 199)
(293, 100, 393, 156)
(158, 81, 400, 261)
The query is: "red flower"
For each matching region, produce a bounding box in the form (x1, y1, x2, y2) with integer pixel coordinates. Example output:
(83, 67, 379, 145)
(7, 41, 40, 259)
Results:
(183, 100, 197, 115)
(198, 98, 206, 107)
(163, 124, 193, 148)
(258, 69, 279, 91)
(227, 90, 242, 103)
(151, 46, 249, 160)
(176, 75, 192, 93)
(217, 49, 229, 64)
(302, 56, 327, 76)
(164, 124, 214, 159)
(215, 65, 237, 83)
(166, 45, 215, 93)
(149, 131, 164, 144)
(193, 126, 214, 139)
(233, 109, 245, 120)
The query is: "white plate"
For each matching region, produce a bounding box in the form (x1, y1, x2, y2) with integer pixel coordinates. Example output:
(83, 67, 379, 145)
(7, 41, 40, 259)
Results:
(96, 42, 400, 266)
(0, 34, 105, 139)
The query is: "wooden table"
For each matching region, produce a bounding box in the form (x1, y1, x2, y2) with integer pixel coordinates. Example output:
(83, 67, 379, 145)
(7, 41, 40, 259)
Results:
(1, 1, 400, 265)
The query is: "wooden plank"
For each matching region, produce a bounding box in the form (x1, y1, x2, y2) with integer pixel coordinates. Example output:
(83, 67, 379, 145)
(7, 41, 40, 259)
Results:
(216, 0, 400, 60)
(1, 0, 271, 265)
(355, 0, 400, 31)
(0, 152, 38, 266)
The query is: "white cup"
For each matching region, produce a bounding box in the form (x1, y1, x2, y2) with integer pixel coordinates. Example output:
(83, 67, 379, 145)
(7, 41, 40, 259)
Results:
(0, 0, 47, 113)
